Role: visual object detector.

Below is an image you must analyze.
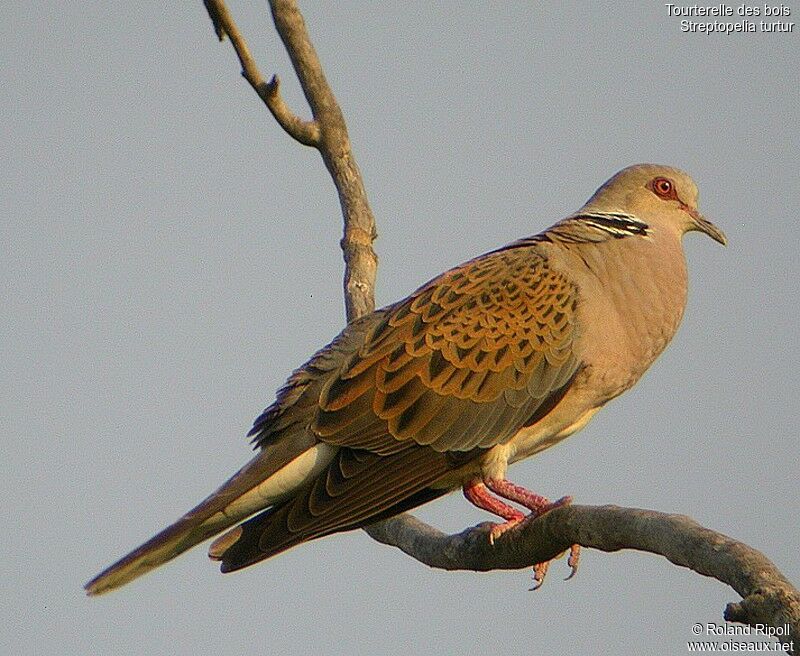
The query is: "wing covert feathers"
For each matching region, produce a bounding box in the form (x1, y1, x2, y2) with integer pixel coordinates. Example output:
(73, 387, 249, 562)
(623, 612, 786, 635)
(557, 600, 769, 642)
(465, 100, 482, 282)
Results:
(311, 247, 581, 454)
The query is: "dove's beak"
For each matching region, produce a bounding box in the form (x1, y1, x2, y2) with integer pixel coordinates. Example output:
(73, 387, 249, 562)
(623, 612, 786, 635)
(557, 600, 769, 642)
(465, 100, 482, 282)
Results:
(690, 209, 727, 246)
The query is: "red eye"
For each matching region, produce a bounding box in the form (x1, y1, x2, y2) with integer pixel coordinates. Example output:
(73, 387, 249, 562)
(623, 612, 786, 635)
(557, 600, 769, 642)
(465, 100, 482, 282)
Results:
(651, 177, 674, 198)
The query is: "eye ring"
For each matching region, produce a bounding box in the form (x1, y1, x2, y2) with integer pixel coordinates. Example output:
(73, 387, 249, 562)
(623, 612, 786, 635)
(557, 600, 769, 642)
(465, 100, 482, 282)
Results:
(651, 177, 675, 199)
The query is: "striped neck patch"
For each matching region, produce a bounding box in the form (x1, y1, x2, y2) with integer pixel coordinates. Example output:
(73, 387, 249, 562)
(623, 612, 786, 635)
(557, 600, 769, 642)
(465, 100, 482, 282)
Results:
(489, 212, 650, 253)
(573, 212, 650, 237)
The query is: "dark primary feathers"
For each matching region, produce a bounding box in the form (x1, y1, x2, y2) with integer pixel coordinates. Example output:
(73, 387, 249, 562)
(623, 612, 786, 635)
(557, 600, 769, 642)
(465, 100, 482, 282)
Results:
(212, 446, 459, 571)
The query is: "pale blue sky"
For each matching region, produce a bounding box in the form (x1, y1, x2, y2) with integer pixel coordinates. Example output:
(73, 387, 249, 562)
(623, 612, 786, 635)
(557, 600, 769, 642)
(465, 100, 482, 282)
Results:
(3, 3, 798, 655)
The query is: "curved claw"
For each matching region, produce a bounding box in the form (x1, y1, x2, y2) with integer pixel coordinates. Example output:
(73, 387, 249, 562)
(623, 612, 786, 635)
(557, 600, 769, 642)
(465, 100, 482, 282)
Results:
(529, 560, 550, 591)
(488, 517, 523, 545)
(564, 543, 581, 580)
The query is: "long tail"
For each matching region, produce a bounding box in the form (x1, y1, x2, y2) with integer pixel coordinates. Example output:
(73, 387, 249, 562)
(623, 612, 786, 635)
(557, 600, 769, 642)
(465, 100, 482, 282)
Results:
(84, 435, 335, 596)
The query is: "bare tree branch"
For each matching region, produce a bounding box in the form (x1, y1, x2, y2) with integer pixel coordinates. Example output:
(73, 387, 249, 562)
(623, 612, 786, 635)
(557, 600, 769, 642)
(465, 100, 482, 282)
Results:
(203, 0, 377, 321)
(365, 506, 799, 653)
(204, 0, 319, 145)
(268, 0, 378, 322)
(202, 3, 798, 653)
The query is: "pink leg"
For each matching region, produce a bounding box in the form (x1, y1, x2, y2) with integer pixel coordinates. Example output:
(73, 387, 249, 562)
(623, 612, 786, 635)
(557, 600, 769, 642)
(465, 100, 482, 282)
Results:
(485, 478, 572, 517)
(463, 478, 580, 589)
(463, 480, 525, 544)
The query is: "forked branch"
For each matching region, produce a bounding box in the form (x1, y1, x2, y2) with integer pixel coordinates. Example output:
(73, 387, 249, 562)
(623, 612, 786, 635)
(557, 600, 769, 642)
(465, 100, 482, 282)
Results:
(201, 3, 798, 653)
(204, 0, 378, 322)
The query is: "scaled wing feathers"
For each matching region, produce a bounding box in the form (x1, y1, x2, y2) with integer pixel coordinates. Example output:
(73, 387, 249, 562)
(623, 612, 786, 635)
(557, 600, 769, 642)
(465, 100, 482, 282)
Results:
(310, 246, 581, 454)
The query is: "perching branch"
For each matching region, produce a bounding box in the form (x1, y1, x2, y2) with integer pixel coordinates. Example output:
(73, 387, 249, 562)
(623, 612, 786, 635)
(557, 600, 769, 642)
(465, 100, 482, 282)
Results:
(202, 3, 798, 653)
(365, 506, 800, 653)
(204, 0, 377, 322)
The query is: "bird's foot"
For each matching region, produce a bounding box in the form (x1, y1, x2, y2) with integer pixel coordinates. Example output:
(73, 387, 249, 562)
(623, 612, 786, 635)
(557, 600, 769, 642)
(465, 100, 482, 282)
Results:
(463, 480, 525, 545)
(473, 478, 580, 588)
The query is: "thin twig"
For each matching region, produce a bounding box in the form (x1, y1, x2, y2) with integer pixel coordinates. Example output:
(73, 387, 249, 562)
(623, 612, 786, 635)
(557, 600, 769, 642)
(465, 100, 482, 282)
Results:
(268, 0, 377, 321)
(204, 0, 320, 146)
(203, 0, 378, 321)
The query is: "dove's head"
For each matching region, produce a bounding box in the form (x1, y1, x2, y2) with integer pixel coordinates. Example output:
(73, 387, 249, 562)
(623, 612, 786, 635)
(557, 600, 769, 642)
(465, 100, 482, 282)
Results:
(581, 164, 727, 245)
